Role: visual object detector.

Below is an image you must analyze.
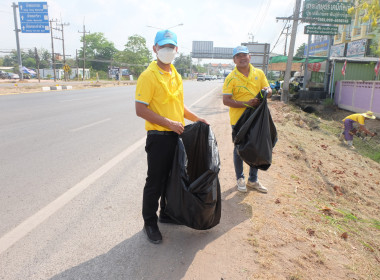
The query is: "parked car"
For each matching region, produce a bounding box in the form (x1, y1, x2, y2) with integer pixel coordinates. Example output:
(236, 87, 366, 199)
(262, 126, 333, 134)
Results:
(6, 72, 20, 79)
(0, 70, 7, 79)
(205, 75, 212, 81)
(197, 74, 206, 81)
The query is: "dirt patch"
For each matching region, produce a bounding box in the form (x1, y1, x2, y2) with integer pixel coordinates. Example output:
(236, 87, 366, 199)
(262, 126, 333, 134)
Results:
(230, 100, 380, 279)
(188, 95, 379, 279)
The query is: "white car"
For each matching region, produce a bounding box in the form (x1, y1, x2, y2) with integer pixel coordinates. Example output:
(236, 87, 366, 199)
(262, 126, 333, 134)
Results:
(6, 72, 20, 79)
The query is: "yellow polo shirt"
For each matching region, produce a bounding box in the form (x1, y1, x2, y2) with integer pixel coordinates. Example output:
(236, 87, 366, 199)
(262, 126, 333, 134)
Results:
(223, 65, 269, 125)
(343, 114, 365, 125)
(135, 61, 184, 131)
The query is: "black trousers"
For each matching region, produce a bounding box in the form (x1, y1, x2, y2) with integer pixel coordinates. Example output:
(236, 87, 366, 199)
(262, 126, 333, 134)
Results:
(143, 133, 178, 226)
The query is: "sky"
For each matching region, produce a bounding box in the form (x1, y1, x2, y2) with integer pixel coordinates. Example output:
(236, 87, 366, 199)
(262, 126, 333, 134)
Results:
(0, 0, 309, 63)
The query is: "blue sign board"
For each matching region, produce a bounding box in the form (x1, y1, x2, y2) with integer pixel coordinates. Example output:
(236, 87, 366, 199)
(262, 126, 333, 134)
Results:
(19, 2, 49, 33)
(304, 39, 330, 57)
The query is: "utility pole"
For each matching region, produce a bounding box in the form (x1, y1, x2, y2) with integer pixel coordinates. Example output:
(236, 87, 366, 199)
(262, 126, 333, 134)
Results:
(282, 25, 291, 56)
(50, 20, 69, 81)
(12, 2, 23, 80)
(303, 34, 312, 90)
(50, 19, 57, 82)
(34, 47, 40, 82)
(276, 0, 302, 103)
(78, 24, 90, 81)
(76, 49, 79, 81)
(248, 33, 254, 43)
(60, 22, 70, 81)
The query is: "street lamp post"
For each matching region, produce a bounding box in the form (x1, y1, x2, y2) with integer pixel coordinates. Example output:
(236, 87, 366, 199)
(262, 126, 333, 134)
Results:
(145, 23, 184, 30)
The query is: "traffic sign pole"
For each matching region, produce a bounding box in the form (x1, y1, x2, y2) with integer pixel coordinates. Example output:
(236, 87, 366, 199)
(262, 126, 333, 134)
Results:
(12, 2, 23, 80)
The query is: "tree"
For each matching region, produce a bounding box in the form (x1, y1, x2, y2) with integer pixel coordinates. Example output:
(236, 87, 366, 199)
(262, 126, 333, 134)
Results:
(193, 64, 207, 74)
(295, 43, 306, 58)
(173, 53, 192, 76)
(37, 49, 51, 69)
(115, 35, 152, 77)
(2, 48, 51, 70)
(348, 0, 379, 30)
(79, 32, 118, 72)
(348, 0, 380, 55)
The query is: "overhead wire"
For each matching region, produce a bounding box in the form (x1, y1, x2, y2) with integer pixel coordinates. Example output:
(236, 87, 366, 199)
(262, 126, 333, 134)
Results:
(254, 0, 273, 32)
(248, 0, 267, 33)
(270, 20, 290, 53)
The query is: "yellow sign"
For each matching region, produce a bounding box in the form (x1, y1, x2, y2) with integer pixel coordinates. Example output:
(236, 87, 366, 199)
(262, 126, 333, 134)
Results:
(63, 64, 70, 72)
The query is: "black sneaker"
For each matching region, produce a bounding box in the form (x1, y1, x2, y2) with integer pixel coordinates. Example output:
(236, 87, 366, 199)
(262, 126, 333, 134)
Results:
(143, 225, 162, 244)
(158, 214, 182, 225)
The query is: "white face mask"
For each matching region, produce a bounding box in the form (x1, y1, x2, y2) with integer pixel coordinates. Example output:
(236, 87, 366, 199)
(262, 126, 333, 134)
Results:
(157, 47, 177, 64)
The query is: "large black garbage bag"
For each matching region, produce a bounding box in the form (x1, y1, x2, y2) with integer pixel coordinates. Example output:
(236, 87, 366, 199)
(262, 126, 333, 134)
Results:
(232, 92, 277, 170)
(164, 122, 221, 230)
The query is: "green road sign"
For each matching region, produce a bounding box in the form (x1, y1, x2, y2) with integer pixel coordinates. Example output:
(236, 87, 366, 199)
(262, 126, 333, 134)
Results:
(305, 25, 339, 35)
(303, 0, 352, 25)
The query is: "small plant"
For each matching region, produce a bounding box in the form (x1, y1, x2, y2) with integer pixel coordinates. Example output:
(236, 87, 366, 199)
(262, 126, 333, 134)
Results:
(322, 98, 334, 106)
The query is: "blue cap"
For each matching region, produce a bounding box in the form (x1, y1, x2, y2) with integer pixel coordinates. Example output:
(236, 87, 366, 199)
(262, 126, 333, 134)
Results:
(233, 46, 249, 57)
(154, 30, 177, 46)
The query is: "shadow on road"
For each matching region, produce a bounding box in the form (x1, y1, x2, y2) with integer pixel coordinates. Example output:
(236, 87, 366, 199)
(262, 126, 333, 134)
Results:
(49, 187, 250, 280)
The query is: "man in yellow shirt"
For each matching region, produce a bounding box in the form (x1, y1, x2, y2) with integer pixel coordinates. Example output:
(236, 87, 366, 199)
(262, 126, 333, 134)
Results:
(340, 111, 376, 148)
(135, 30, 208, 244)
(223, 46, 272, 193)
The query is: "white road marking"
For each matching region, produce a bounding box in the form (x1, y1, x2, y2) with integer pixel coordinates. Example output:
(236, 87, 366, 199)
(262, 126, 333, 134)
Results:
(189, 86, 221, 108)
(70, 118, 111, 132)
(0, 136, 146, 254)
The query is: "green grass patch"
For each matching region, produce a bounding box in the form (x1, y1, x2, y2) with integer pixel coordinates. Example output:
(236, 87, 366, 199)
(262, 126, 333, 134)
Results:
(290, 174, 300, 180)
(319, 122, 341, 135)
(353, 138, 380, 163)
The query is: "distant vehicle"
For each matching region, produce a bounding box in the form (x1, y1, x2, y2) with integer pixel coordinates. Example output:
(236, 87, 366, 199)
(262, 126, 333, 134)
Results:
(205, 75, 212, 81)
(0, 70, 7, 79)
(197, 74, 206, 81)
(212, 75, 217, 80)
(6, 72, 20, 79)
(223, 70, 232, 80)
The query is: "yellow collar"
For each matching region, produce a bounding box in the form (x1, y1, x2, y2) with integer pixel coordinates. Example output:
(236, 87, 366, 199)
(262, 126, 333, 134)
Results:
(231, 64, 257, 96)
(147, 61, 183, 104)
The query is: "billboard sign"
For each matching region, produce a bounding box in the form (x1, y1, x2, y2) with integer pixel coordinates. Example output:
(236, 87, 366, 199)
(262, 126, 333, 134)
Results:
(303, 0, 352, 25)
(346, 39, 367, 57)
(191, 41, 234, 59)
(330, 43, 345, 57)
(304, 39, 330, 56)
(19, 2, 49, 33)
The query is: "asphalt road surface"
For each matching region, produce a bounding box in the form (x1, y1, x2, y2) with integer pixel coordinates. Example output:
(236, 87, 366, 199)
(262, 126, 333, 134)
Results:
(0, 80, 224, 279)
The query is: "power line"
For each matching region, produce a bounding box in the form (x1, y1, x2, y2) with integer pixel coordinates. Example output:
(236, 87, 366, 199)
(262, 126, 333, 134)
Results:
(255, 0, 273, 32)
(270, 20, 289, 53)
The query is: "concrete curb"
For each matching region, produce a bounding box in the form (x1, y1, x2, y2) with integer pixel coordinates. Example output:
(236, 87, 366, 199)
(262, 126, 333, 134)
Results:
(42, 85, 73, 91)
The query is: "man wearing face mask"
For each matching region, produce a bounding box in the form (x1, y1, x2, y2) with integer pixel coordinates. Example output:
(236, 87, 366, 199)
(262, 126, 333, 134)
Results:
(135, 29, 208, 244)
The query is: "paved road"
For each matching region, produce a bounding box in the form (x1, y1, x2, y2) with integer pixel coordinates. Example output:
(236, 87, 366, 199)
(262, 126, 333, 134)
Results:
(0, 80, 224, 279)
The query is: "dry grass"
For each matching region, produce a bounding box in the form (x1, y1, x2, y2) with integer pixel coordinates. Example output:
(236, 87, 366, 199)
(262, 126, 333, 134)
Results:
(244, 101, 380, 279)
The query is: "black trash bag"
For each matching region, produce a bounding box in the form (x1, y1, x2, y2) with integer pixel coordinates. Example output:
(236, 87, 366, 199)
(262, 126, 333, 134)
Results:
(232, 91, 277, 170)
(164, 121, 221, 230)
